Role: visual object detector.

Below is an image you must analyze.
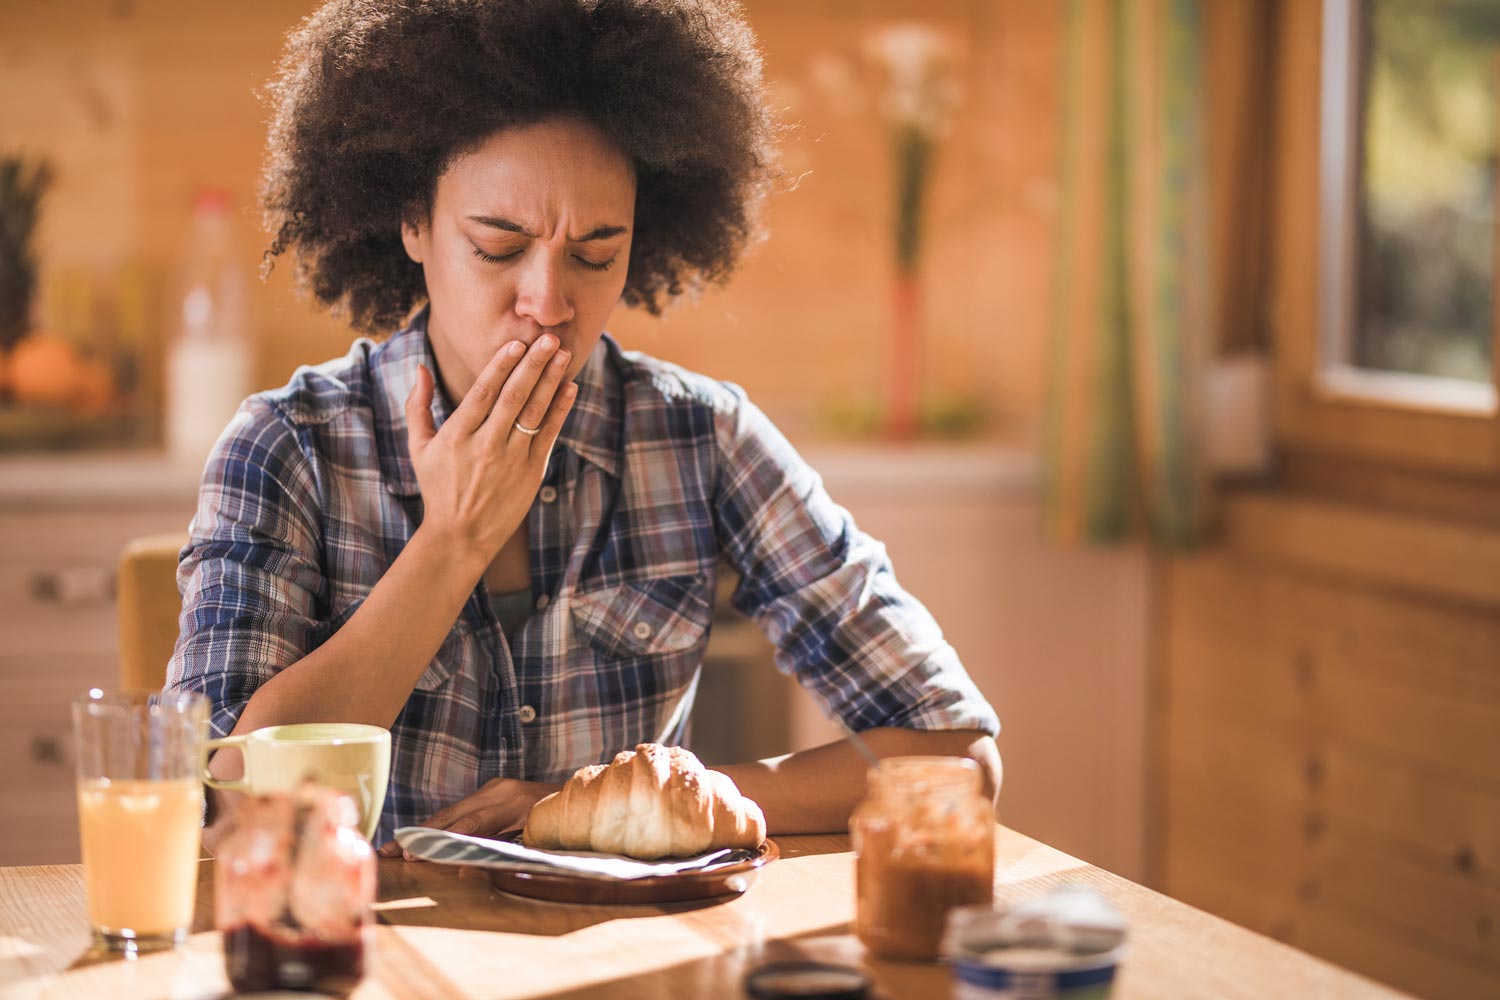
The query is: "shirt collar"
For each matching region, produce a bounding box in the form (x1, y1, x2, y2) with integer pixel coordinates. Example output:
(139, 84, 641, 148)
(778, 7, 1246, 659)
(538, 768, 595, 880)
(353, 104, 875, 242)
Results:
(557, 334, 623, 479)
(373, 307, 622, 497)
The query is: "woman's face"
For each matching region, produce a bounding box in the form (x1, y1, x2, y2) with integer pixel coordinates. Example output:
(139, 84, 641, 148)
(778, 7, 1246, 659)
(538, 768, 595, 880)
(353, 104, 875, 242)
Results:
(401, 118, 636, 403)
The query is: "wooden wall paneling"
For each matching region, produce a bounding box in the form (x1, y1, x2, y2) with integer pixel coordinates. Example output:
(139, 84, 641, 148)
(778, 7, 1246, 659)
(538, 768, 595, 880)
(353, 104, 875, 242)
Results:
(1172, 847, 1500, 999)
(1168, 777, 1500, 997)
(1283, 451, 1500, 533)
(1322, 829, 1498, 971)
(1168, 714, 1500, 966)
(1223, 493, 1500, 609)
(1165, 563, 1500, 881)
(1161, 528, 1500, 999)
(1169, 559, 1500, 786)
(1292, 899, 1500, 1000)
(1314, 741, 1500, 888)
(1310, 662, 1500, 787)
(1274, 577, 1500, 706)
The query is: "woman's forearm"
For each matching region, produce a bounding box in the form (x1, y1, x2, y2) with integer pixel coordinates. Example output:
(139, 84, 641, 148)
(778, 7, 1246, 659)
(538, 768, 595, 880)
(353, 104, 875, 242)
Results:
(717, 728, 1001, 835)
(226, 522, 488, 736)
(202, 523, 488, 848)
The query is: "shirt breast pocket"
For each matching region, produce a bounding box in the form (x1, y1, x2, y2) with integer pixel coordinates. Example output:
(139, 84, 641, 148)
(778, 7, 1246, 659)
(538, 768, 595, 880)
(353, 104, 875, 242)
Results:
(569, 573, 713, 663)
(416, 621, 469, 692)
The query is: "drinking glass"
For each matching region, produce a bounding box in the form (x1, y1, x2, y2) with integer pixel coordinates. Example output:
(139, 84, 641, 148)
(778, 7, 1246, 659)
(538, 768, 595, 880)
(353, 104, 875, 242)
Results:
(72, 688, 208, 952)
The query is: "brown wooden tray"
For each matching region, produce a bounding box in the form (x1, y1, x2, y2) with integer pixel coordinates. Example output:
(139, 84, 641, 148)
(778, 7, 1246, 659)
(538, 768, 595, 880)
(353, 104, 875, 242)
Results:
(486, 838, 780, 905)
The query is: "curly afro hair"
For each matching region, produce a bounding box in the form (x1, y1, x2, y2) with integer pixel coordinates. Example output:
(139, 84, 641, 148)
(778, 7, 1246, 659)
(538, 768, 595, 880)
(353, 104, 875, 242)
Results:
(260, 0, 780, 335)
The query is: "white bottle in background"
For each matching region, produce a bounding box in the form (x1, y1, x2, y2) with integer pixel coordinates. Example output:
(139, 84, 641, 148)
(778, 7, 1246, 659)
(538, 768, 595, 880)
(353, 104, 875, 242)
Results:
(166, 189, 253, 468)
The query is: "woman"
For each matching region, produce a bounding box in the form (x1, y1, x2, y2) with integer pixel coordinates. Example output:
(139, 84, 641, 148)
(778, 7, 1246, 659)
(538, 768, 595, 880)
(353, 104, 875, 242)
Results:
(169, 0, 1000, 852)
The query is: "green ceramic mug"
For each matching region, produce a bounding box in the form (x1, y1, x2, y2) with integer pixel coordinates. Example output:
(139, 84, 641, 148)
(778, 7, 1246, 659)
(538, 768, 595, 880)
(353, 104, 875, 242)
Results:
(203, 723, 391, 841)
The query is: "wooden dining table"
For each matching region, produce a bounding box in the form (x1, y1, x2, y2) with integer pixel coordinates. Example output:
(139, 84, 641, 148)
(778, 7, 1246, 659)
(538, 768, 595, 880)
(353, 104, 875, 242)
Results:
(1, 825, 1410, 999)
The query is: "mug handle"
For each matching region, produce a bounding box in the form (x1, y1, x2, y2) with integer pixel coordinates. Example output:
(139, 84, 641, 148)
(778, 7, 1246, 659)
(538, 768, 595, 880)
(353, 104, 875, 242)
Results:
(203, 734, 251, 792)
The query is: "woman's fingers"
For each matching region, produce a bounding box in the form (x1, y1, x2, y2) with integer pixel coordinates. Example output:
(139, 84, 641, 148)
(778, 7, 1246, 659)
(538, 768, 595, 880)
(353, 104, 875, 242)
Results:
(530, 381, 578, 454)
(444, 804, 527, 839)
(447, 339, 527, 436)
(435, 778, 554, 839)
(404, 364, 437, 455)
(429, 334, 569, 443)
(375, 779, 558, 860)
(378, 801, 463, 861)
(508, 344, 571, 440)
(483, 334, 562, 436)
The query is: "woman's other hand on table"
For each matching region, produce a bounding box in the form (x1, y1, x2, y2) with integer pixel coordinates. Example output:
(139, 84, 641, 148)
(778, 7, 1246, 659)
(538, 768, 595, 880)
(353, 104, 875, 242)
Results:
(379, 776, 562, 858)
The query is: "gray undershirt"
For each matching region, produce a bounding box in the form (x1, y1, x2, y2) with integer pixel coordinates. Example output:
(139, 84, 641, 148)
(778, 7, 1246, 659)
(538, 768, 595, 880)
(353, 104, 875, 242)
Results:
(488, 587, 534, 640)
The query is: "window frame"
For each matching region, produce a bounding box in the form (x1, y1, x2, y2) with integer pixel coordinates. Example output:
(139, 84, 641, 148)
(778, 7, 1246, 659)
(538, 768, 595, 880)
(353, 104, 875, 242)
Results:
(1273, 0, 1500, 475)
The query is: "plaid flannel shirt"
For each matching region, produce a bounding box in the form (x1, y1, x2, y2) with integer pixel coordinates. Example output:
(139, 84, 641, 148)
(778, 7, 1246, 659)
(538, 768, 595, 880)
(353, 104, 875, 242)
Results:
(168, 309, 999, 843)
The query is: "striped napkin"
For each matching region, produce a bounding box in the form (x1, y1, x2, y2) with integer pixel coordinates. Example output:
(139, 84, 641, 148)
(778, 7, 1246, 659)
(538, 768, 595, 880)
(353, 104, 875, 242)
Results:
(394, 826, 752, 881)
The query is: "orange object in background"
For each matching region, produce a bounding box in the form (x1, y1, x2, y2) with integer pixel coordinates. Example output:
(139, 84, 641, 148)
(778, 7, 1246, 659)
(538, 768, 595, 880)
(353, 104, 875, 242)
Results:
(6, 331, 84, 406)
(2, 331, 117, 414)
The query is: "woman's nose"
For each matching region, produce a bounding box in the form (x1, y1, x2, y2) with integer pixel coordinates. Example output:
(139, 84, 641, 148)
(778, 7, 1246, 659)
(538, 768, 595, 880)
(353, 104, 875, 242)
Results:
(514, 254, 575, 329)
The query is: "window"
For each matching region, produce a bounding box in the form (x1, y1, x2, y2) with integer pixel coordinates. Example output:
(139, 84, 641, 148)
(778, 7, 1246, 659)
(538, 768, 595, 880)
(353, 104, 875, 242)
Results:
(1319, 0, 1499, 414)
(1271, 0, 1500, 474)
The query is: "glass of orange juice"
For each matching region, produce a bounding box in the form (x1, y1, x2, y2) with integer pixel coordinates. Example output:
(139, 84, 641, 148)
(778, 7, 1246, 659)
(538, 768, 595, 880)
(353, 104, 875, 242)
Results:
(72, 688, 208, 953)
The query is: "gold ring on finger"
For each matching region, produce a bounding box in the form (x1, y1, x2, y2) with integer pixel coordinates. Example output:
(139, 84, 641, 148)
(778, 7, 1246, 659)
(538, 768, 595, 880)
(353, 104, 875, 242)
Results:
(514, 421, 542, 436)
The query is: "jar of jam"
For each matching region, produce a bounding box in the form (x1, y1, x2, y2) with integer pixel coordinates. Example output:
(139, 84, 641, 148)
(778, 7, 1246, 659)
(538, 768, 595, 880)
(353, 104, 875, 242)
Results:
(216, 783, 376, 996)
(850, 756, 994, 962)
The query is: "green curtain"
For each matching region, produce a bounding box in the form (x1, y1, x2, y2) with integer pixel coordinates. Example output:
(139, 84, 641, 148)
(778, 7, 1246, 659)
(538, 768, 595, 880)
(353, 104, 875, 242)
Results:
(1044, 0, 1211, 546)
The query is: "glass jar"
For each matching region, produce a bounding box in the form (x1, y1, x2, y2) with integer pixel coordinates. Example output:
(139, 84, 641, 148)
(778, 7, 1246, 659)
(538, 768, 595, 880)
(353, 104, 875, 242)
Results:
(216, 783, 375, 996)
(850, 756, 994, 961)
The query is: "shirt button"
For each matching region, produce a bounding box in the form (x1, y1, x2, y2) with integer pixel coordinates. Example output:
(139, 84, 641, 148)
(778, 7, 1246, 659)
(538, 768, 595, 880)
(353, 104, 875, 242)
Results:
(539, 486, 558, 503)
(518, 705, 538, 724)
(534, 593, 550, 610)
(632, 621, 653, 641)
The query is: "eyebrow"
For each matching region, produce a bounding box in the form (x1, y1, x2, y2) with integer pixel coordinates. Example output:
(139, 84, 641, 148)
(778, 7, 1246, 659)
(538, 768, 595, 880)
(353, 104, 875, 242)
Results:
(466, 215, 629, 242)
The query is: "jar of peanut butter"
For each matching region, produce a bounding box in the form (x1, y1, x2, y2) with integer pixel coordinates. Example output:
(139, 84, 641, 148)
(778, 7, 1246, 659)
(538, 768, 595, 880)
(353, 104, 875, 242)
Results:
(850, 756, 994, 962)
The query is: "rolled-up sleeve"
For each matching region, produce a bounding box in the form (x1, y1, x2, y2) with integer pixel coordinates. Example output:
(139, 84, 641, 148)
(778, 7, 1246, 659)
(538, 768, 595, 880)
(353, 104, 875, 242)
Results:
(166, 399, 327, 739)
(711, 383, 999, 738)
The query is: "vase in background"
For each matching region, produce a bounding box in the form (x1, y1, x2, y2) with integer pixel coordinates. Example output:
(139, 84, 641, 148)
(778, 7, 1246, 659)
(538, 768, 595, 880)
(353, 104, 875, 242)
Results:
(166, 188, 252, 468)
(865, 25, 960, 441)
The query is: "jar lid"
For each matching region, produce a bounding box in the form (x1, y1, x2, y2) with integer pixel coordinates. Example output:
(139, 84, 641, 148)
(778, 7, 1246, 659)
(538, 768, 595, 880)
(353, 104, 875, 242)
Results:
(941, 885, 1129, 960)
(744, 961, 871, 1000)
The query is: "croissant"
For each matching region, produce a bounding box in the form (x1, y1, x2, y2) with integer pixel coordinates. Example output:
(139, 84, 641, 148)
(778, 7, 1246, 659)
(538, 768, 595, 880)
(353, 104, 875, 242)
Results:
(522, 743, 766, 859)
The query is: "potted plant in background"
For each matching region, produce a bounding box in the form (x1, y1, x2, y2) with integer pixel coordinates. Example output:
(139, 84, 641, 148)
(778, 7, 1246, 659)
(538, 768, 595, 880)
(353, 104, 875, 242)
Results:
(0, 153, 147, 450)
(0, 155, 56, 408)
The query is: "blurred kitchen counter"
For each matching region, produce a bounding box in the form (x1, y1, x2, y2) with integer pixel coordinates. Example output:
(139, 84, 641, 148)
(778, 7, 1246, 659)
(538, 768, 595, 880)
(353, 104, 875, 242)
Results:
(799, 442, 1039, 496)
(0, 451, 202, 510)
(0, 444, 1037, 507)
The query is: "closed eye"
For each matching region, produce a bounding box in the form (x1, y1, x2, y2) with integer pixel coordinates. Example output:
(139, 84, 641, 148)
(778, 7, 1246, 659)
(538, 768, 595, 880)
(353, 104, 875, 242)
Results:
(472, 247, 520, 264)
(473, 245, 617, 272)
